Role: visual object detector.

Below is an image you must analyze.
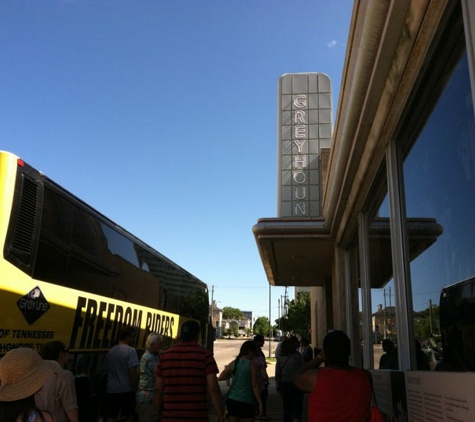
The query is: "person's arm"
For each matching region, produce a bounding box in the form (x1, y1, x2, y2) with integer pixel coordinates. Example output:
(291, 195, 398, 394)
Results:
(128, 365, 139, 391)
(127, 348, 140, 391)
(41, 411, 55, 422)
(250, 361, 263, 416)
(297, 350, 325, 374)
(293, 368, 318, 393)
(59, 371, 79, 422)
(217, 361, 233, 381)
(207, 373, 225, 422)
(260, 365, 269, 384)
(364, 368, 373, 389)
(154, 376, 164, 420)
(303, 346, 313, 361)
(66, 408, 79, 422)
(257, 356, 269, 383)
(275, 357, 282, 391)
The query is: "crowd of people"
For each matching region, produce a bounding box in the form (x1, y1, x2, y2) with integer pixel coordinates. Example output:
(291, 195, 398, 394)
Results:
(215, 331, 376, 422)
(0, 326, 389, 422)
(0, 322, 227, 422)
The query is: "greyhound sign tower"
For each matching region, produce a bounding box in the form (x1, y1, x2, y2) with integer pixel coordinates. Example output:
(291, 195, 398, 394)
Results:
(277, 73, 332, 217)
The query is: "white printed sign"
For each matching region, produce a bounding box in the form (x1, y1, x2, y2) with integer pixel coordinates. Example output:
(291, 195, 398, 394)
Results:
(405, 371, 475, 421)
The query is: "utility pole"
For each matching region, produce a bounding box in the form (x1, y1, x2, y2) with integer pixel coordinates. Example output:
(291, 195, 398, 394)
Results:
(429, 299, 433, 334)
(384, 288, 387, 339)
(284, 286, 288, 315)
(210, 285, 215, 327)
(268, 283, 272, 358)
(388, 286, 392, 338)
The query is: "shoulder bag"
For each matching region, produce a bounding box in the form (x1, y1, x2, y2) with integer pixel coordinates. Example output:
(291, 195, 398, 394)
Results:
(370, 387, 384, 422)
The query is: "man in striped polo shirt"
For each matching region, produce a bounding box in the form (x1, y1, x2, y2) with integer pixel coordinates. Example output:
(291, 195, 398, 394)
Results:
(154, 320, 225, 422)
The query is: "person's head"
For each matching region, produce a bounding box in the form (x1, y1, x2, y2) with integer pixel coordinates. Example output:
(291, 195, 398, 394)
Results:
(119, 326, 137, 345)
(0, 347, 58, 402)
(382, 338, 395, 353)
(301, 338, 311, 347)
(232, 340, 258, 375)
(39, 341, 69, 368)
(280, 335, 300, 356)
(323, 330, 351, 366)
(253, 334, 264, 347)
(0, 395, 39, 422)
(179, 320, 201, 342)
(279, 334, 289, 343)
(238, 340, 259, 358)
(146, 333, 163, 354)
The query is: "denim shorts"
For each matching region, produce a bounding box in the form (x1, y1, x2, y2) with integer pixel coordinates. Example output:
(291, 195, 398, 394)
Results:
(102, 391, 136, 418)
(226, 397, 256, 418)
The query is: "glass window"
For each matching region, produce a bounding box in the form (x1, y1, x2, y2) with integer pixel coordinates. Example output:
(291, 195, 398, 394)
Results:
(403, 51, 475, 371)
(33, 186, 73, 283)
(101, 223, 139, 267)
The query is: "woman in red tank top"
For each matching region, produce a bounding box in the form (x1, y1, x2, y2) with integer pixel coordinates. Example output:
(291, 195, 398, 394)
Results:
(293, 330, 372, 422)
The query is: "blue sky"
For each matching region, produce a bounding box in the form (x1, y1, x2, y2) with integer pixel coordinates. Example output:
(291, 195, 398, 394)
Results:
(1, 1, 353, 323)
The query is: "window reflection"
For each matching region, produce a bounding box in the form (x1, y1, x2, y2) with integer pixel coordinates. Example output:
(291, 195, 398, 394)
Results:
(101, 223, 139, 267)
(404, 51, 475, 371)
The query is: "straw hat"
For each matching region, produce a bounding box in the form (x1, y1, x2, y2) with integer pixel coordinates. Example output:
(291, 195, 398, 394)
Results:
(0, 347, 59, 401)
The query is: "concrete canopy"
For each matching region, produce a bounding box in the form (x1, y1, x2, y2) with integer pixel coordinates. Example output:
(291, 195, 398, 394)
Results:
(253, 217, 443, 288)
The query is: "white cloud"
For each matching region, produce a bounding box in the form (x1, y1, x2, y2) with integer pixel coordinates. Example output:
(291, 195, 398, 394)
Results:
(327, 40, 337, 48)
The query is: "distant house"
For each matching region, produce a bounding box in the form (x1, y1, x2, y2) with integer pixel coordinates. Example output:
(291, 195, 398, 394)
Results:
(372, 304, 396, 341)
(210, 300, 223, 338)
(221, 316, 253, 337)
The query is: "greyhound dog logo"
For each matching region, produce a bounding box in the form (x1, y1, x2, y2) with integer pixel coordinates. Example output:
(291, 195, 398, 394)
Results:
(30, 287, 41, 299)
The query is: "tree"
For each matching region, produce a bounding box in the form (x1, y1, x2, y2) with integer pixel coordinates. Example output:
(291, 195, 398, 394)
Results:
(222, 306, 244, 320)
(414, 304, 440, 339)
(232, 325, 239, 337)
(180, 289, 209, 325)
(253, 316, 270, 336)
(275, 292, 311, 337)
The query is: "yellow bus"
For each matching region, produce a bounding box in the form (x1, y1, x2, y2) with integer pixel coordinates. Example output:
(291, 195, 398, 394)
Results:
(0, 151, 210, 368)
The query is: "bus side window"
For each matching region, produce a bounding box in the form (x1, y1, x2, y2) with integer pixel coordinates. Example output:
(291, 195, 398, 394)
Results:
(33, 186, 72, 284)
